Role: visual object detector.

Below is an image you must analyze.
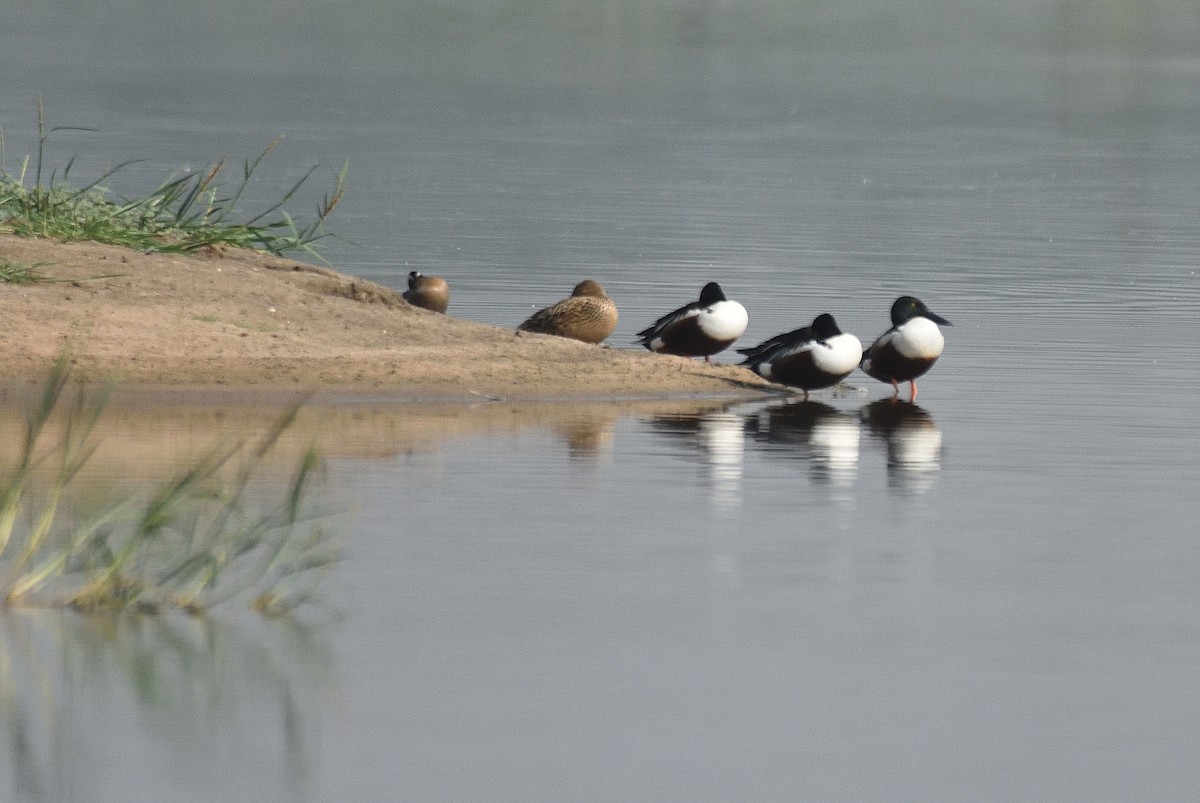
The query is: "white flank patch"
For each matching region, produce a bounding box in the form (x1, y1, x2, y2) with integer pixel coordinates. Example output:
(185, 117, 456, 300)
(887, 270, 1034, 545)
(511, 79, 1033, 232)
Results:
(811, 333, 863, 374)
(892, 317, 945, 359)
(756, 361, 774, 379)
(697, 300, 749, 340)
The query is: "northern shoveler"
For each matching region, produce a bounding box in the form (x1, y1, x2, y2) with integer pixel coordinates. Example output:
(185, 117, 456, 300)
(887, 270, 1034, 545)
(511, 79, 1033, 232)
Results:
(516, 279, 618, 344)
(737, 313, 863, 399)
(860, 296, 951, 399)
(636, 282, 748, 361)
(402, 271, 450, 313)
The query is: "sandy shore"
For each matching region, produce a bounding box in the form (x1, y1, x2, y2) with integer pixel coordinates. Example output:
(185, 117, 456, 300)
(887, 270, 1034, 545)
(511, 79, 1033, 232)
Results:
(0, 234, 774, 402)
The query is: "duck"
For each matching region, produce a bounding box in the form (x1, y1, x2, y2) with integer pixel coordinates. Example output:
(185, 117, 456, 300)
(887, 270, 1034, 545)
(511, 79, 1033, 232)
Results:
(402, 271, 450, 313)
(737, 313, 863, 400)
(635, 282, 748, 361)
(516, 279, 618, 344)
(859, 296, 952, 400)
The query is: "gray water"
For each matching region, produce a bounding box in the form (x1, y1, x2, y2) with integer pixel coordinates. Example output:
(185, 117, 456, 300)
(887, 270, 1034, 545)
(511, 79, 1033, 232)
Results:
(3, 1, 1200, 800)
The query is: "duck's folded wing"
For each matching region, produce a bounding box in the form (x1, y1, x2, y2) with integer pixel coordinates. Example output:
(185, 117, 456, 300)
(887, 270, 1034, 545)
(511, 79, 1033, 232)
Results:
(736, 326, 813, 362)
(636, 301, 701, 340)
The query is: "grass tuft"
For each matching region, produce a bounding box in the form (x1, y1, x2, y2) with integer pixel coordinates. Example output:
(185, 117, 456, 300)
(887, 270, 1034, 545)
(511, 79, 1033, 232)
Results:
(0, 258, 47, 283)
(0, 356, 341, 614)
(0, 98, 346, 260)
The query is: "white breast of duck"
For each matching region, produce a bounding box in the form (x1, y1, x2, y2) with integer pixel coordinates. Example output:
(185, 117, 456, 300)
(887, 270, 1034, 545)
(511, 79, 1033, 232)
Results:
(885, 317, 945, 360)
(810, 332, 863, 375)
(695, 299, 749, 342)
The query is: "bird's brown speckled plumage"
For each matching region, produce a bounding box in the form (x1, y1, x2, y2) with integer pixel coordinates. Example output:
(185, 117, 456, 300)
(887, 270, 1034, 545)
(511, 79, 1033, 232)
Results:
(403, 271, 450, 313)
(516, 279, 618, 344)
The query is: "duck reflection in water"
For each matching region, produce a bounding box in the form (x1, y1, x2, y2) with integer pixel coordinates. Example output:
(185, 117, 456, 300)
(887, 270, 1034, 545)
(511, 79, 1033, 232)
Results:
(553, 417, 616, 461)
(649, 409, 746, 511)
(861, 399, 943, 493)
(747, 400, 860, 487)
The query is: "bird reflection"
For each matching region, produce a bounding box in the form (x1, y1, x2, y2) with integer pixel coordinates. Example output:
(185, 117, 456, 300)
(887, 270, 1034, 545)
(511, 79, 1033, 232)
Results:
(648, 398, 943, 500)
(861, 399, 943, 493)
(649, 409, 747, 511)
(747, 401, 861, 487)
(698, 411, 745, 511)
(553, 417, 616, 461)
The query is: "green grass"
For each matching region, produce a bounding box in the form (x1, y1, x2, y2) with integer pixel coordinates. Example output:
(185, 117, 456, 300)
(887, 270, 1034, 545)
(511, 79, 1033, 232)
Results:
(0, 355, 341, 615)
(0, 98, 346, 260)
(0, 257, 46, 283)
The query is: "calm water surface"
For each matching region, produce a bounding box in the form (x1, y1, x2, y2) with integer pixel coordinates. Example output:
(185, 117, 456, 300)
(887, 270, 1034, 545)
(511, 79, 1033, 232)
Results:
(2, 1, 1200, 800)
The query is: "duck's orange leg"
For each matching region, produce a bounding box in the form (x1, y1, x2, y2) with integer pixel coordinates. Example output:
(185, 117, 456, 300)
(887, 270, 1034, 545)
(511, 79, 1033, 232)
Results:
(909, 380, 918, 401)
